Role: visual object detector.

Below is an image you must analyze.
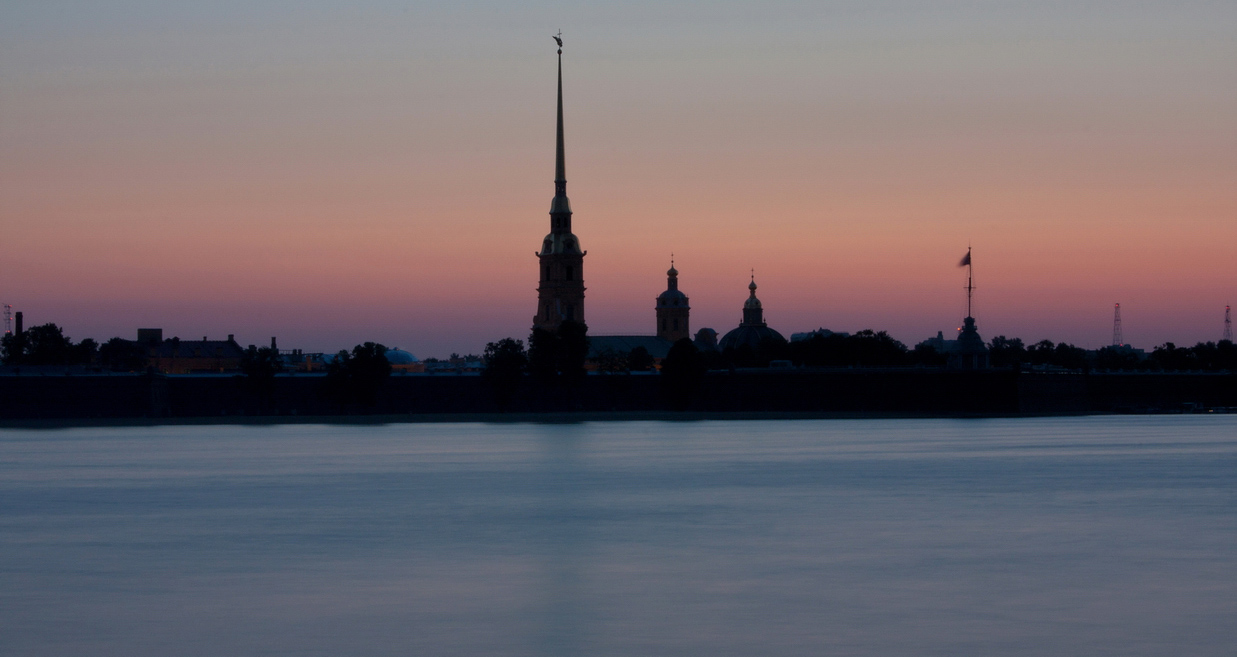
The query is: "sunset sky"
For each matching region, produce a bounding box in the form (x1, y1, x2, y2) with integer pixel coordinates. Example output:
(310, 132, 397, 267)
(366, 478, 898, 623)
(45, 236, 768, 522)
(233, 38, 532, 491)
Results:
(2, 1, 1234, 357)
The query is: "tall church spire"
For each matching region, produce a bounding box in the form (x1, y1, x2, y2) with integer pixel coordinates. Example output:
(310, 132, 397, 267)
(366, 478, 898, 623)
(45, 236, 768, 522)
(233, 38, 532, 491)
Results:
(534, 33, 585, 332)
(555, 34, 565, 188)
(549, 33, 571, 224)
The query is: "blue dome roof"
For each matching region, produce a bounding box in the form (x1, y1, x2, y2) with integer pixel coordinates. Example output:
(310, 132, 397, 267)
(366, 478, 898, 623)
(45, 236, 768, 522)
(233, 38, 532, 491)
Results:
(386, 349, 418, 364)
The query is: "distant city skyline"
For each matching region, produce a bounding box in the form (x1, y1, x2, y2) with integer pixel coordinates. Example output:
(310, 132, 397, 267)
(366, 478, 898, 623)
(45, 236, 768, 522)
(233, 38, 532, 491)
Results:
(2, 1, 1234, 357)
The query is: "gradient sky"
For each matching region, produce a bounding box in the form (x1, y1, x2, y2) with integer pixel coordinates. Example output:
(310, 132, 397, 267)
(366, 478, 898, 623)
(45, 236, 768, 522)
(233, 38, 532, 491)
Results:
(2, 1, 1234, 357)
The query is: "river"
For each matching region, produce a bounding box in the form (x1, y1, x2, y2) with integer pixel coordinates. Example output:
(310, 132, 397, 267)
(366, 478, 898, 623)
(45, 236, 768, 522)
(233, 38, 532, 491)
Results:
(2, 416, 1234, 655)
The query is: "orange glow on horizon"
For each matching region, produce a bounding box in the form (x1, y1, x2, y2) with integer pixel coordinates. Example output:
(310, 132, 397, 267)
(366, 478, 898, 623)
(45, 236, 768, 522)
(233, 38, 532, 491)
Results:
(2, 3, 1234, 356)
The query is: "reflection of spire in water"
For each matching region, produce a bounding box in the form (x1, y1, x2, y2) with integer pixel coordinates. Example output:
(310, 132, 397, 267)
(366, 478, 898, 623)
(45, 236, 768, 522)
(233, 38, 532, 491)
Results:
(535, 424, 590, 655)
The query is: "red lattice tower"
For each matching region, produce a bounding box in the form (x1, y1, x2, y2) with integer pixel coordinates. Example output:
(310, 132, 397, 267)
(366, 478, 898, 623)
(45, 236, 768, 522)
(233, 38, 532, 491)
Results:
(1112, 303, 1123, 347)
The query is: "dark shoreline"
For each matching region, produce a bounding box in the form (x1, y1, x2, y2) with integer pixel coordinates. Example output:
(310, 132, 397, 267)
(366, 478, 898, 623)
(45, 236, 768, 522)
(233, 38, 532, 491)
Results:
(3, 369, 1232, 428)
(0, 409, 1116, 430)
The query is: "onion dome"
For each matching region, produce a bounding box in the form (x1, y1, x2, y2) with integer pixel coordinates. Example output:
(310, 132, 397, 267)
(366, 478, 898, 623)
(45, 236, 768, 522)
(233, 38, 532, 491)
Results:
(656, 258, 689, 308)
(744, 277, 761, 310)
(718, 274, 786, 351)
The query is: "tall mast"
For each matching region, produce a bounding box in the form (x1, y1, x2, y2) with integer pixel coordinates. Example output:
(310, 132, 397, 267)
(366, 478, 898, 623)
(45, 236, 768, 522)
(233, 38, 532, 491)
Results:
(965, 246, 973, 318)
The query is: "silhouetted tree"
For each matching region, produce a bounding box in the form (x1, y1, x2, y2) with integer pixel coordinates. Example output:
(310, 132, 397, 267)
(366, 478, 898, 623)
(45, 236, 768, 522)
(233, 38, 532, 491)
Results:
(0, 333, 25, 366)
(326, 342, 391, 410)
(723, 343, 759, 368)
(240, 345, 284, 409)
(755, 337, 791, 365)
(593, 347, 627, 374)
(627, 346, 654, 372)
(527, 327, 559, 383)
(787, 333, 846, 367)
(1095, 346, 1141, 371)
(1, 323, 83, 366)
(660, 338, 706, 409)
(1026, 340, 1057, 367)
(1053, 343, 1088, 371)
(556, 320, 589, 384)
(988, 336, 1026, 369)
(527, 320, 589, 385)
(1145, 340, 1237, 372)
(482, 338, 527, 409)
(849, 330, 908, 368)
(909, 343, 947, 368)
(73, 338, 98, 366)
(787, 331, 913, 369)
(99, 337, 148, 371)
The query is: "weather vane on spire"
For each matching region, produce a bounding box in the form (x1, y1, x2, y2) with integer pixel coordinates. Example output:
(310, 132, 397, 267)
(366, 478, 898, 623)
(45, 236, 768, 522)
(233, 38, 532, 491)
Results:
(553, 30, 562, 53)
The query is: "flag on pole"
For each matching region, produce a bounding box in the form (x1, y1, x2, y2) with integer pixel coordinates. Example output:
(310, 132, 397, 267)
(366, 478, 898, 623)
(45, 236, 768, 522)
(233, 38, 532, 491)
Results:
(958, 251, 971, 267)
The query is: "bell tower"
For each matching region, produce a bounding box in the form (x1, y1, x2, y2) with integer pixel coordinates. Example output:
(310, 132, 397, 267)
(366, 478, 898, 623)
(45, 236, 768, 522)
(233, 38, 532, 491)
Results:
(533, 34, 586, 331)
(656, 258, 690, 342)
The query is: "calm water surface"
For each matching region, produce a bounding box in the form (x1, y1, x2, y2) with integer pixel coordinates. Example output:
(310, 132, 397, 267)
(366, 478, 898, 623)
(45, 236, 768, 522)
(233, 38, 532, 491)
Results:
(1, 417, 1235, 656)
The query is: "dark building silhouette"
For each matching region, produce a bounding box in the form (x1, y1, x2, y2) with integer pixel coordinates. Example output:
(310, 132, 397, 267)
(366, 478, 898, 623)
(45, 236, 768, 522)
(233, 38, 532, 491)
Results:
(533, 42, 586, 331)
(951, 316, 989, 369)
(656, 260, 690, 342)
(587, 335, 674, 363)
(718, 275, 786, 351)
(129, 329, 245, 373)
(693, 328, 719, 352)
(589, 261, 703, 366)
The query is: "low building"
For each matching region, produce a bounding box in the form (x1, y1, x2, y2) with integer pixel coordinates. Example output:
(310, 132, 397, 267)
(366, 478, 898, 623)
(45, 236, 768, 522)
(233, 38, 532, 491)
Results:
(135, 329, 246, 374)
(918, 321, 990, 370)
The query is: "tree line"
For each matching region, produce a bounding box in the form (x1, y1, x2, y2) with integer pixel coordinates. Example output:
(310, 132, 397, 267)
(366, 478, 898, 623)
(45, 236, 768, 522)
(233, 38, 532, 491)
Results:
(989, 336, 1237, 372)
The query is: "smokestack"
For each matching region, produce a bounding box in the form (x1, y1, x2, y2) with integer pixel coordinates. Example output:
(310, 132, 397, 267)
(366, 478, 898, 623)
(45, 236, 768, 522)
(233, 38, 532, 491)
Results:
(227, 334, 234, 342)
(14, 312, 22, 335)
(271, 337, 277, 351)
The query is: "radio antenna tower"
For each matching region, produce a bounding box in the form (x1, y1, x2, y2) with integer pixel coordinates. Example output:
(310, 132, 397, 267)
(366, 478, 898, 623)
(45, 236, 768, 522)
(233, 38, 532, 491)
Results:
(1225, 305, 1233, 342)
(1112, 303, 1123, 347)
(2, 305, 10, 336)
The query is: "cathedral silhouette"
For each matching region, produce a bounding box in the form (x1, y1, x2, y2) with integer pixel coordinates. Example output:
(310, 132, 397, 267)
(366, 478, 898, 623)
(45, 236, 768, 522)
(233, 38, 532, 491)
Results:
(533, 39, 787, 364)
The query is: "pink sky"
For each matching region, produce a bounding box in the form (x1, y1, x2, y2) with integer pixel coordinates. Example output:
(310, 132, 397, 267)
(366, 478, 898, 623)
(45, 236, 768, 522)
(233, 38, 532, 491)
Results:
(2, 2, 1234, 356)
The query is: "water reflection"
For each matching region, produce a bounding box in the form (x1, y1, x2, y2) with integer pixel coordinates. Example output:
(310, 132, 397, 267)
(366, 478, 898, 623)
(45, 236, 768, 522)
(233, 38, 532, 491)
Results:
(0, 417, 1235, 656)
(535, 423, 591, 656)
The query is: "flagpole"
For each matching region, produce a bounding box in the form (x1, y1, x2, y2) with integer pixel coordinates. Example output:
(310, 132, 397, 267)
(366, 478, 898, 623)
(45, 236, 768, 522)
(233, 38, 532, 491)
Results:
(966, 247, 973, 318)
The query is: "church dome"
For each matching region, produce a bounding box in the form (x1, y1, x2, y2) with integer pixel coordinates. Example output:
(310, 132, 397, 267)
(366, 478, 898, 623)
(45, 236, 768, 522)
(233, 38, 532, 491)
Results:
(744, 279, 762, 310)
(539, 232, 584, 255)
(657, 288, 688, 307)
(385, 349, 418, 365)
(719, 324, 786, 352)
(719, 274, 785, 351)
